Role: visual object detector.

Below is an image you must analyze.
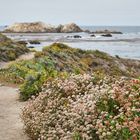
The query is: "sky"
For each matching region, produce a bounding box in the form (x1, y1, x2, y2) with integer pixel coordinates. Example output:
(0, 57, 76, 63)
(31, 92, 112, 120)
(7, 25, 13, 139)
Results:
(0, 0, 140, 26)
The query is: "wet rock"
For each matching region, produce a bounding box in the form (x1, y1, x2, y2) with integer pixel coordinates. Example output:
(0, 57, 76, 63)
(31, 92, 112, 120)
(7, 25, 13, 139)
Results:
(28, 46, 35, 49)
(29, 40, 41, 44)
(90, 34, 95, 37)
(73, 35, 82, 38)
(101, 33, 112, 37)
(67, 35, 73, 38)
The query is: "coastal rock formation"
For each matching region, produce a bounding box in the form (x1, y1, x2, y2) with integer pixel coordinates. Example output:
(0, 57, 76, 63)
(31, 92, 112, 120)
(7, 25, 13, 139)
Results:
(59, 23, 83, 33)
(4, 22, 57, 33)
(4, 22, 83, 33)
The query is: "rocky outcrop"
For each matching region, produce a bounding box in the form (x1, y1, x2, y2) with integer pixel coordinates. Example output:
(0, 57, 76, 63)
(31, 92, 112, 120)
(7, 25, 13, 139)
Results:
(4, 22, 83, 33)
(4, 22, 57, 33)
(59, 23, 83, 33)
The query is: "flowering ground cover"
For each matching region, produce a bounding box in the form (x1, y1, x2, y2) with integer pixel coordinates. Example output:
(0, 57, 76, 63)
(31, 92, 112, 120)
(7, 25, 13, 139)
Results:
(1, 43, 140, 101)
(22, 74, 140, 140)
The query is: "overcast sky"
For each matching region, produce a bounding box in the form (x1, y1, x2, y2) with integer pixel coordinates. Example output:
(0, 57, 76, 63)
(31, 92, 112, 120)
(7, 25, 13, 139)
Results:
(0, 0, 140, 26)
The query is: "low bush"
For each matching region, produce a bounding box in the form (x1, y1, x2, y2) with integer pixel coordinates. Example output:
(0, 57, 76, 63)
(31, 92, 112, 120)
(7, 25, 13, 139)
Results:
(21, 74, 140, 140)
(1, 43, 140, 101)
(0, 57, 67, 100)
(0, 33, 29, 61)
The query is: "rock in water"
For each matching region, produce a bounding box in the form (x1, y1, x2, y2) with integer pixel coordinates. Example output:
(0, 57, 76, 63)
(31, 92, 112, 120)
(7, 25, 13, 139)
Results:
(29, 40, 41, 44)
(101, 33, 112, 37)
(4, 22, 83, 33)
(59, 23, 83, 33)
(4, 22, 57, 33)
(90, 34, 95, 37)
(73, 35, 82, 38)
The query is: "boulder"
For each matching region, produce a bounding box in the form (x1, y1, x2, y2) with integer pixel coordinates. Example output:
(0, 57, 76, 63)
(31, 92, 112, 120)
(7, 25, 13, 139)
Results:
(90, 34, 95, 37)
(29, 40, 41, 44)
(73, 35, 82, 38)
(67, 35, 82, 38)
(28, 46, 35, 49)
(101, 33, 112, 37)
(60, 23, 83, 33)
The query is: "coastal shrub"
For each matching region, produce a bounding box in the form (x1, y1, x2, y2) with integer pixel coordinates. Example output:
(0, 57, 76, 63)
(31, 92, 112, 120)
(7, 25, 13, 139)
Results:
(20, 72, 46, 100)
(1, 43, 140, 101)
(21, 74, 140, 139)
(10, 59, 56, 100)
(0, 57, 67, 100)
(0, 33, 29, 62)
(41, 43, 139, 76)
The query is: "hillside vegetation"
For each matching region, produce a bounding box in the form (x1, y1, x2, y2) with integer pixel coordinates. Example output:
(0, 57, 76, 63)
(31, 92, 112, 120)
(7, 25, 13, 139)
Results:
(0, 33, 29, 62)
(0, 43, 140, 100)
(0, 42, 139, 139)
(22, 74, 140, 140)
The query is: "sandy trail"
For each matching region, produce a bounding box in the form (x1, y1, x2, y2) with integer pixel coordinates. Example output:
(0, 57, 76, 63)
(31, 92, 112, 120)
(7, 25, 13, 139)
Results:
(0, 86, 29, 140)
(0, 53, 33, 140)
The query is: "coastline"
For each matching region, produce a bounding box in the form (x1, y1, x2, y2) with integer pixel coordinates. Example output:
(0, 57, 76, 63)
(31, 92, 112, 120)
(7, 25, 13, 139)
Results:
(2, 32, 140, 60)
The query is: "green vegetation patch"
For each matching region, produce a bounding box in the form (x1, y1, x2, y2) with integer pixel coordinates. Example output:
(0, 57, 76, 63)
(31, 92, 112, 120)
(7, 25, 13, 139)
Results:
(0, 33, 29, 61)
(0, 43, 139, 100)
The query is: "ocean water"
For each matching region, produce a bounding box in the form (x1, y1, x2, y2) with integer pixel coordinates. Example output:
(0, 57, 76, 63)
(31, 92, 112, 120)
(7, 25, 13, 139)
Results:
(0, 26, 6, 31)
(1, 26, 140, 60)
(82, 26, 140, 33)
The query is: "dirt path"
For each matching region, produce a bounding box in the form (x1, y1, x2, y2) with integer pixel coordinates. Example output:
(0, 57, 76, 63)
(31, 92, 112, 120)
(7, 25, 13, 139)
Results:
(0, 52, 34, 139)
(0, 85, 29, 140)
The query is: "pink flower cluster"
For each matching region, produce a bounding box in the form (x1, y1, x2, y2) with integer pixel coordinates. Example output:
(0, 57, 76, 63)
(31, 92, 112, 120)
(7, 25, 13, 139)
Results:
(21, 74, 140, 140)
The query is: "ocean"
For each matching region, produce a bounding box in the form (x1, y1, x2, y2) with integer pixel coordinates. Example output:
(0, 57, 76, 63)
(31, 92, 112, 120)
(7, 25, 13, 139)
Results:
(82, 26, 140, 33)
(1, 25, 140, 60)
